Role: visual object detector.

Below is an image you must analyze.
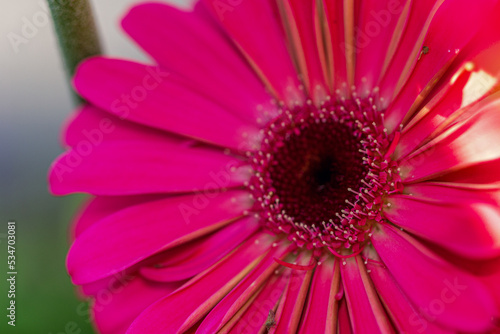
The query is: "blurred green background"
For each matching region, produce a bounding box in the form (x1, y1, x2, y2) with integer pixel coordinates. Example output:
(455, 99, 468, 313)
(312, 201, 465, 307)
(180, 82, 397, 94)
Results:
(0, 0, 189, 332)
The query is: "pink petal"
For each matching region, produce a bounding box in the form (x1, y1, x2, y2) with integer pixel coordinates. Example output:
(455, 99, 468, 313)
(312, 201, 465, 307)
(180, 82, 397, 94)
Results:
(63, 104, 185, 148)
(73, 57, 258, 150)
(298, 256, 339, 333)
(201, 0, 303, 103)
(196, 241, 293, 333)
(451, 0, 500, 75)
(365, 249, 453, 333)
(403, 182, 500, 203)
(341, 255, 394, 333)
(323, 0, 355, 90)
(67, 190, 251, 284)
(429, 255, 500, 314)
(385, 194, 500, 259)
(49, 139, 249, 196)
(72, 197, 100, 239)
(125, 232, 276, 334)
(92, 276, 180, 334)
(476, 259, 500, 314)
(139, 217, 261, 282)
(398, 30, 500, 160)
(437, 158, 500, 185)
(396, 69, 474, 160)
(137, 235, 216, 271)
(224, 269, 288, 333)
(338, 298, 353, 334)
(383, 0, 497, 131)
(279, 0, 328, 100)
(79, 270, 134, 297)
(400, 100, 500, 182)
(72, 195, 166, 239)
(372, 224, 497, 332)
(271, 252, 314, 334)
(121, 3, 273, 124)
(354, 0, 411, 93)
(377, 0, 444, 106)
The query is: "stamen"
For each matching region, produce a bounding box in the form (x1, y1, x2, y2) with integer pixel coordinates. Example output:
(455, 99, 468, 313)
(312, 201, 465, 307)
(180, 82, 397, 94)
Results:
(247, 89, 403, 254)
(274, 257, 316, 271)
(328, 247, 364, 259)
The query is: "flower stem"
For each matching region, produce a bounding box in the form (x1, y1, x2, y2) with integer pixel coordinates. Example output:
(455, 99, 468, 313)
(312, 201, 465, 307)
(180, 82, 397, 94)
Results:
(47, 0, 102, 105)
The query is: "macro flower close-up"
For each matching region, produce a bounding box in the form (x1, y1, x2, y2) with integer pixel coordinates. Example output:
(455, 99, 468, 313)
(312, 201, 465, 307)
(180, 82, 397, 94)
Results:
(48, 0, 500, 333)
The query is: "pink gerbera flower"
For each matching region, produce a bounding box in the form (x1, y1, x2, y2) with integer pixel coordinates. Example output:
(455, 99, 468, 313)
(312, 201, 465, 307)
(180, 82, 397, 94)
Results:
(49, 0, 500, 333)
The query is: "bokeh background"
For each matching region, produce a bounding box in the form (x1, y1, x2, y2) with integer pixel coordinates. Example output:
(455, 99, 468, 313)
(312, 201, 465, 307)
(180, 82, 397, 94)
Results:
(0, 0, 191, 332)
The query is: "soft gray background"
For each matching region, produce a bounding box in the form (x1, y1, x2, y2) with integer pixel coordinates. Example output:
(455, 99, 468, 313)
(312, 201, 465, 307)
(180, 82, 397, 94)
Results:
(0, 0, 192, 332)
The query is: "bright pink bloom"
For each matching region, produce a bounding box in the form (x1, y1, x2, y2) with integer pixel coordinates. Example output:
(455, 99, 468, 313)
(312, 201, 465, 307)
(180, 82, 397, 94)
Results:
(50, 0, 500, 333)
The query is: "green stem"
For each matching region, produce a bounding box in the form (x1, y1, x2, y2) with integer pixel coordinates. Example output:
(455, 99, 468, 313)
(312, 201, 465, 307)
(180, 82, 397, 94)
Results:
(48, 0, 102, 105)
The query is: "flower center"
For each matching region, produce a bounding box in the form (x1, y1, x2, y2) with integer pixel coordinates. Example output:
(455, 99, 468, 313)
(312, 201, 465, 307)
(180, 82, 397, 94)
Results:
(248, 95, 403, 254)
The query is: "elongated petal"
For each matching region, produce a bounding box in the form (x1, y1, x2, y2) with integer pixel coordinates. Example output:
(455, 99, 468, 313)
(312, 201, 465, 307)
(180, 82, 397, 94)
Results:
(403, 182, 500, 202)
(196, 241, 292, 333)
(298, 256, 339, 333)
(450, 0, 500, 76)
(400, 100, 500, 182)
(354, 0, 411, 93)
(63, 104, 183, 148)
(278, 0, 328, 100)
(323, 0, 356, 90)
(398, 35, 500, 158)
(49, 140, 249, 196)
(385, 194, 500, 258)
(73, 57, 258, 150)
(126, 233, 276, 333)
(271, 252, 314, 334)
(396, 69, 475, 159)
(425, 255, 500, 314)
(398, 88, 500, 163)
(223, 270, 288, 333)
(122, 3, 272, 124)
(73, 195, 165, 238)
(92, 276, 180, 334)
(67, 190, 251, 284)
(372, 224, 496, 332)
(384, 0, 497, 130)
(437, 158, 500, 185)
(378, 0, 444, 105)
(140, 217, 261, 282)
(365, 250, 453, 334)
(338, 298, 352, 334)
(341, 255, 394, 334)
(79, 269, 135, 298)
(202, 0, 303, 103)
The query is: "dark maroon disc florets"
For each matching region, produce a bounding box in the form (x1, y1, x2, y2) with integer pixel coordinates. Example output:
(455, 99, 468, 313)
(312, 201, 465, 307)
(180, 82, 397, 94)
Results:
(248, 93, 403, 255)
